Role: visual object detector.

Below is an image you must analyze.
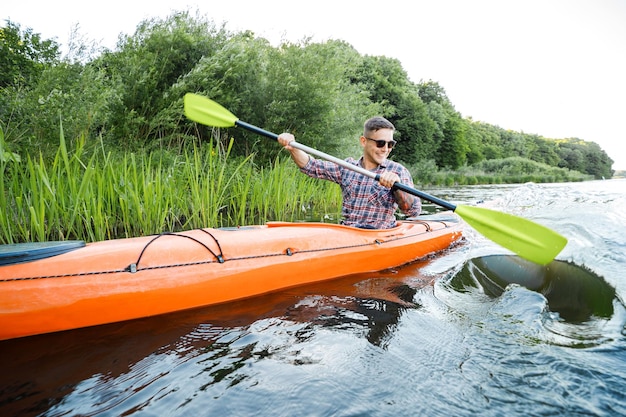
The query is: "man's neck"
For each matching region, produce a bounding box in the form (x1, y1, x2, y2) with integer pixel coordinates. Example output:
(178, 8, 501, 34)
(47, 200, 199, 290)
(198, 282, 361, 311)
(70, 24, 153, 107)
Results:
(360, 157, 385, 171)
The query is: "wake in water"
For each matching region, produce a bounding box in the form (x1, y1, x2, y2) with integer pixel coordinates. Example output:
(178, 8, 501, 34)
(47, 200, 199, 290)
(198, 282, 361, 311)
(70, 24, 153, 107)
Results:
(445, 254, 624, 348)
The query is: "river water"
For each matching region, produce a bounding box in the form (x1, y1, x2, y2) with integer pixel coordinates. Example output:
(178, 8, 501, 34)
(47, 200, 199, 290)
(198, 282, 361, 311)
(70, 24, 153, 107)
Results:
(1, 179, 624, 416)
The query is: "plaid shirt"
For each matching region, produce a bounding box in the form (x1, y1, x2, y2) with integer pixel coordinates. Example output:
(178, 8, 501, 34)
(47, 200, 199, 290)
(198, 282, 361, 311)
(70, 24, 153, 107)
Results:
(301, 157, 421, 229)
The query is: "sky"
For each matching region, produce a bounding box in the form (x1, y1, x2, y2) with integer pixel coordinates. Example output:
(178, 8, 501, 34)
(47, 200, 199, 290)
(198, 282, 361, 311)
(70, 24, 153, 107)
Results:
(3, 0, 626, 170)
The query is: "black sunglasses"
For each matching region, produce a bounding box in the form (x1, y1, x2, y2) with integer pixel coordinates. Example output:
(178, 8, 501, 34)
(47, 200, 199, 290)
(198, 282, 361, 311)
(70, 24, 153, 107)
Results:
(365, 137, 397, 149)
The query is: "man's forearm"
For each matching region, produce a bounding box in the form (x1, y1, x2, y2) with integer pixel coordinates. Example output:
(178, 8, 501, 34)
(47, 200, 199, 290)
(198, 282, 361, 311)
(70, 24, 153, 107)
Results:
(393, 189, 416, 211)
(289, 148, 311, 169)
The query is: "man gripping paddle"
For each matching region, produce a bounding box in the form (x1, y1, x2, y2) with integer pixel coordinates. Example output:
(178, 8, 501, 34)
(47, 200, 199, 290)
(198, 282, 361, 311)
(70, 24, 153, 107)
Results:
(278, 116, 420, 229)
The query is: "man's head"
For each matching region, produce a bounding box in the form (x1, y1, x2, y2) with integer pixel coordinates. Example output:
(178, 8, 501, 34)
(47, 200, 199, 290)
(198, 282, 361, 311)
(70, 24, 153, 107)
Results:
(360, 117, 397, 169)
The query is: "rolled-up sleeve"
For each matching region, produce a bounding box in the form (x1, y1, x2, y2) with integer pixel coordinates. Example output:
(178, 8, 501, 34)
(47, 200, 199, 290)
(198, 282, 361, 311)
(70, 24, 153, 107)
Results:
(300, 157, 343, 184)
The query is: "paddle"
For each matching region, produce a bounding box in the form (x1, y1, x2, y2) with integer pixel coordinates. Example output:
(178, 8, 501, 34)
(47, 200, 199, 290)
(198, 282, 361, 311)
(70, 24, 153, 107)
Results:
(184, 93, 568, 265)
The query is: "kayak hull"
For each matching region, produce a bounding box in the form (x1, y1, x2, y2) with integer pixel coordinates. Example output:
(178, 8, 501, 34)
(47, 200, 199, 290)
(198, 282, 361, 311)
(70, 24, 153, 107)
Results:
(0, 218, 462, 340)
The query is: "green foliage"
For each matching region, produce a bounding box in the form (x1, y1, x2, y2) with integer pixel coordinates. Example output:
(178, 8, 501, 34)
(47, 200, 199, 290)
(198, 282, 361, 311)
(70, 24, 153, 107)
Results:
(405, 159, 438, 185)
(416, 80, 469, 169)
(95, 11, 231, 148)
(5, 62, 111, 154)
(409, 156, 592, 186)
(0, 126, 20, 164)
(438, 112, 468, 169)
(556, 138, 614, 179)
(166, 31, 274, 152)
(471, 156, 592, 183)
(0, 132, 341, 244)
(1, 19, 110, 154)
(0, 20, 66, 154)
(3, 13, 614, 179)
(245, 156, 341, 224)
(465, 120, 503, 160)
(461, 119, 613, 179)
(261, 40, 372, 160)
(0, 20, 60, 88)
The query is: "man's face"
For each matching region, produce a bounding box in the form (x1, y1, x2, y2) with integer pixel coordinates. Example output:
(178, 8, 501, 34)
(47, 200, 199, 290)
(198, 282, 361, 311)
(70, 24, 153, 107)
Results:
(360, 128, 395, 169)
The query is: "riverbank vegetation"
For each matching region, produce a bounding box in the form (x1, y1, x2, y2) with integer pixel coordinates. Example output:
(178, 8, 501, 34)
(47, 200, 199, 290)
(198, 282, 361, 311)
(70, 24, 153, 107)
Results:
(0, 127, 341, 243)
(1, 12, 613, 242)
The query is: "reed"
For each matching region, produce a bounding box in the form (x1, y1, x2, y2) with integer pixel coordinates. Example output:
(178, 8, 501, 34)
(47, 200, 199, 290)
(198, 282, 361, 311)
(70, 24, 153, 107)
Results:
(177, 139, 257, 229)
(3, 120, 597, 245)
(246, 156, 341, 224)
(0, 129, 341, 244)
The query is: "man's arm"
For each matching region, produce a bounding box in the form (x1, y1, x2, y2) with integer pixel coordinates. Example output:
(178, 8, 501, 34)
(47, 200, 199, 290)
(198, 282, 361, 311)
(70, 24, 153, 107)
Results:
(379, 170, 420, 215)
(393, 189, 417, 211)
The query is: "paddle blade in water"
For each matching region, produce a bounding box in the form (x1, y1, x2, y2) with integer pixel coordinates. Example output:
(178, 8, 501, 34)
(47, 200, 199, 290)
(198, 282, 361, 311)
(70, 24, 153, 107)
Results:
(450, 255, 615, 322)
(454, 205, 567, 265)
(184, 93, 238, 127)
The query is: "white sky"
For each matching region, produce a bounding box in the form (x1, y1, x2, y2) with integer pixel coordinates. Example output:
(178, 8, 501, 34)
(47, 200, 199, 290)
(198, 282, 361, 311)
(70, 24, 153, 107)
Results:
(3, 0, 625, 170)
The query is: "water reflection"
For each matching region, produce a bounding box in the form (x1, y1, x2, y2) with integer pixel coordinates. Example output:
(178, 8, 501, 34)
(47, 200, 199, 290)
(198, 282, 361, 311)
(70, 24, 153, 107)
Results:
(284, 284, 418, 348)
(449, 255, 617, 322)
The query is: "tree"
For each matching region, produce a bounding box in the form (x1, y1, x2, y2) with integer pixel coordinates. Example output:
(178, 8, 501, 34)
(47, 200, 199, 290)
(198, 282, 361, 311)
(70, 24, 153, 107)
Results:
(463, 119, 485, 165)
(351, 56, 435, 164)
(172, 37, 372, 162)
(417, 80, 467, 169)
(417, 80, 449, 105)
(0, 21, 72, 153)
(527, 135, 560, 166)
(0, 14, 616, 180)
(95, 11, 230, 148)
(438, 112, 468, 169)
(0, 20, 60, 88)
(159, 30, 272, 152)
(262, 40, 372, 159)
(557, 138, 613, 179)
(499, 130, 528, 158)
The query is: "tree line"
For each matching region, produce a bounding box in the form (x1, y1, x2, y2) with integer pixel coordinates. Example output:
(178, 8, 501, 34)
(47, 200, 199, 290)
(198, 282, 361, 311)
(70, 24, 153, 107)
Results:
(0, 11, 614, 180)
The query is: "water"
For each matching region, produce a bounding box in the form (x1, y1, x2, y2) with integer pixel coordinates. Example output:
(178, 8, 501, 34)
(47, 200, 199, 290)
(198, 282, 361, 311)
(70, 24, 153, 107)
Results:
(1, 180, 625, 416)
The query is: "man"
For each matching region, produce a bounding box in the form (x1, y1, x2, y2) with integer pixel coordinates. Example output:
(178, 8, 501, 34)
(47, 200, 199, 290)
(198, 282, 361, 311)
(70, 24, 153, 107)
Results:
(277, 116, 421, 229)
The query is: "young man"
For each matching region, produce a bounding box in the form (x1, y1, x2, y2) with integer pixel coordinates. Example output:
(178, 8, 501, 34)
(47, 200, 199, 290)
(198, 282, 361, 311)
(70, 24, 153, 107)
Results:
(277, 116, 421, 229)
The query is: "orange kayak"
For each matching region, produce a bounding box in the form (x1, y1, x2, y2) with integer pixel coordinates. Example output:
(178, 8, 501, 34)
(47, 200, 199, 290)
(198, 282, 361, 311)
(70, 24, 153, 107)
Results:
(0, 216, 462, 340)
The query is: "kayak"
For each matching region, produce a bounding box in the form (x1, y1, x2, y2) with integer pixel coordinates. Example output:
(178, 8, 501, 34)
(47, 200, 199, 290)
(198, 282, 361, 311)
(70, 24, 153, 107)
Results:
(0, 216, 462, 340)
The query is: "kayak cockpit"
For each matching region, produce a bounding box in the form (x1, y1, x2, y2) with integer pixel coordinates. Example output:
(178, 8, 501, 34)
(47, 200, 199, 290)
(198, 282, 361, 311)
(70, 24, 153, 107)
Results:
(0, 241, 86, 266)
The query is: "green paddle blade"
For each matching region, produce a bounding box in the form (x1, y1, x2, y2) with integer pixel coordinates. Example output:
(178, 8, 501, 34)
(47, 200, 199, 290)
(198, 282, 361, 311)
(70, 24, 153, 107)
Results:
(454, 204, 567, 265)
(184, 93, 238, 127)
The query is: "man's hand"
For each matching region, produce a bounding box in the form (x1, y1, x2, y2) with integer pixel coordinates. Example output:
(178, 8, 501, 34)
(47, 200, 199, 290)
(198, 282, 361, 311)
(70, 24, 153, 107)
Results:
(380, 171, 416, 210)
(378, 171, 400, 188)
(278, 132, 310, 168)
(277, 133, 296, 149)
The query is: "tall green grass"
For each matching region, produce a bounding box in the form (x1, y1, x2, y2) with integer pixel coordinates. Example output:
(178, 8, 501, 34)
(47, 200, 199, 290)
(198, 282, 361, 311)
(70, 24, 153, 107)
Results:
(245, 156, 341, 224)
(0, 128, 341, 244)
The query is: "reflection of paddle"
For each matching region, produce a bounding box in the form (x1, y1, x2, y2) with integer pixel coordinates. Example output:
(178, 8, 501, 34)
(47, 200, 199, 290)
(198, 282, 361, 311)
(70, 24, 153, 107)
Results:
(184, 93, 567, 265)
(450, 255, 616, 322)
